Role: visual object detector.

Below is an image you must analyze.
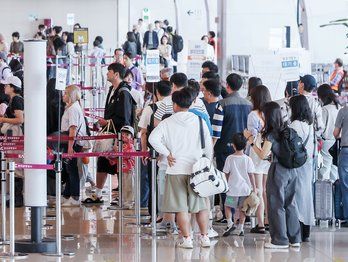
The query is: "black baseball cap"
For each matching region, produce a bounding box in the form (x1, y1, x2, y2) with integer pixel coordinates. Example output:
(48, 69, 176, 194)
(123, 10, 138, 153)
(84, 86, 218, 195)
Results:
(300, 75, 317, 92)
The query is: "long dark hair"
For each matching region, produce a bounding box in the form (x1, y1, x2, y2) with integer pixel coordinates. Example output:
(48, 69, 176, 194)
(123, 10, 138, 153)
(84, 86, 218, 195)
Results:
(289, 95, 313, 125)
(250, 85, 271, 111)
(247, 77, 262, 97)
(317, 84, 339, 109)
(262, 102, 284, 140)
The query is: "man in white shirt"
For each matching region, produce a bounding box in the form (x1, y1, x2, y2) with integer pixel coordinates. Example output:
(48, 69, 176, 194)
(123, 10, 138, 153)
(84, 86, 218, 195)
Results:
(154, 20, 164, 44)
(149, 87, 213, 249)
(154, 73, 208, 126)
(138, 80, 173, 225)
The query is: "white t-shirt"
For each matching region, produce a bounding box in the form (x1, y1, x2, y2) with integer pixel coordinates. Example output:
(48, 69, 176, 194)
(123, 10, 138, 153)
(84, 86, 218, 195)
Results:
(138, 101, 162, 129)
(223, 154, 255, 197)
(61, 101, 87, 146)
(130, 88, 144, 110)
(138, 101, 167, 170)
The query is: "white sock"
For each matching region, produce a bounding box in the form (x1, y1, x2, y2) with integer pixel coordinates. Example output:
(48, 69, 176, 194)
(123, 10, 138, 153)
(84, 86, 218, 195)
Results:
(95, 188, 102, 198)
(239, 224, 244, 231)
(227, 218, 233, 227)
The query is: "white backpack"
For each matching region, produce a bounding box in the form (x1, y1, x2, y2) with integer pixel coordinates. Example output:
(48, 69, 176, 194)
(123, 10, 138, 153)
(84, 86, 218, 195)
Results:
(190, 117, 229, 197)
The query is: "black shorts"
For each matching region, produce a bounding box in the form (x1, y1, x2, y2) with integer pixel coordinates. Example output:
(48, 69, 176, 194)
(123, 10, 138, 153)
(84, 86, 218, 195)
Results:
(97, 157, 117, 175)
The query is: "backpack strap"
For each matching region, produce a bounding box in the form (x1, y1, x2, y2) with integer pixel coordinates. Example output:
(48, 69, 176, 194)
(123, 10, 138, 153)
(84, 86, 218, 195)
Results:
(198, 116, 205, 150)
(1, 66, 10, 79)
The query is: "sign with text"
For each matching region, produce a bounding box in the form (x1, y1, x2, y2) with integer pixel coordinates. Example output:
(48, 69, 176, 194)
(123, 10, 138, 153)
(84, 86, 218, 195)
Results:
(187, 41, 208, 80)
(55, 68, 67, 91)
(146, 50, 160, 82)
(73, 28, 89, 44)
(280, 50, 300, 82)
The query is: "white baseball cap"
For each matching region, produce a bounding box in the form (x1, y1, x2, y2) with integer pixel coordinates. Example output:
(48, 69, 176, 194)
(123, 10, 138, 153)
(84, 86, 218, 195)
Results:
(1, 76, 22, 89)
(120, 125, 134, 137)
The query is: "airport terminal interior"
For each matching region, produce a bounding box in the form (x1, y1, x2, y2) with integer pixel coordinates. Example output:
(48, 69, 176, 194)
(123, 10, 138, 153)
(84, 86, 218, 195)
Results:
(0, 0, 348, 261)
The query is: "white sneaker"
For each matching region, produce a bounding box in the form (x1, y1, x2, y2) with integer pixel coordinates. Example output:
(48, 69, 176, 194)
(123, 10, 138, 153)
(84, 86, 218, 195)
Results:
(199, 235, 211, 248)
(62, 198, 80, 207)
(177, 237, 193, 249)
(264, 242, 289, 249)
(290, 243, 301, 248)
(207, 227, 219, 238)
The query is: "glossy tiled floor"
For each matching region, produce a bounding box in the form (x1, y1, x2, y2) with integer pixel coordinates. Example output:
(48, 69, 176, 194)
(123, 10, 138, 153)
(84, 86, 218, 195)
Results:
(1, 206, 348, 261)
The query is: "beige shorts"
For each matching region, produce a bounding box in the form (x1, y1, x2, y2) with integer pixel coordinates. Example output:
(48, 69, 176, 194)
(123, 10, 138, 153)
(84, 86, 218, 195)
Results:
(162, 174, 208, 213)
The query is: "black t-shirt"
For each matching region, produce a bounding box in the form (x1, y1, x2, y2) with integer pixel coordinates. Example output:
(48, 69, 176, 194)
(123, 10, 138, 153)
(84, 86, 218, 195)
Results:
(5, 95, 24, 118)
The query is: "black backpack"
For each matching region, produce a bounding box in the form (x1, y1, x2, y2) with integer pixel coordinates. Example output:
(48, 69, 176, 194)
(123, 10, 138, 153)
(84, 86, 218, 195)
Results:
(146, 103, 158, 148)
(274, 127, 309, 169)
(172, 34, 184, 53)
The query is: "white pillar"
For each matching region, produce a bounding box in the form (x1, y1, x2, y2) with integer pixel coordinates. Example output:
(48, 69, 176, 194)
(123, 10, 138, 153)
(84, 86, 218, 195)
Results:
(23, 40, 47, 207)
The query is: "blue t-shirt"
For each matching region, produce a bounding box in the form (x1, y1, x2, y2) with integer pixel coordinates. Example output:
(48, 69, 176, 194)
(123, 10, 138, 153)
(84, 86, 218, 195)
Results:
(189, 108, 213, 136)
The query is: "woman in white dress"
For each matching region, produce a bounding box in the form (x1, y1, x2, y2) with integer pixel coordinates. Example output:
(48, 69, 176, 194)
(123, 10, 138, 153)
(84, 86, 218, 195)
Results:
(247, 85, 272, 233)
(289, 95, 315, 242)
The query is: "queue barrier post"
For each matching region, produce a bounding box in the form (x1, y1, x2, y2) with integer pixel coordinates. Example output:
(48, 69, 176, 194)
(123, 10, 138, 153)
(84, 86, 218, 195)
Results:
(43, 153, 75, 258)
(108, 133, 125, 211)
(0, 151, 9, 245)
(141, 150, 166, 240)
(151, 150, 157, 236)
(135, 139, 141, 234)
(0, 161, 28, 259)
(123, 141, 151, 221)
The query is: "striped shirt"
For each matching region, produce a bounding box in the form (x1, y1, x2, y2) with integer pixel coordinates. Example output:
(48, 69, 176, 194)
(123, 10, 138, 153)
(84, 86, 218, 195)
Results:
(154, 95, 208, 121)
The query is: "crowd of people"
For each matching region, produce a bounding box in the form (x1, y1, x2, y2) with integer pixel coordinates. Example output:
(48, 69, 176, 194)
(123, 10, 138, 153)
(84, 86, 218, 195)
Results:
(0, 18, 347, 251)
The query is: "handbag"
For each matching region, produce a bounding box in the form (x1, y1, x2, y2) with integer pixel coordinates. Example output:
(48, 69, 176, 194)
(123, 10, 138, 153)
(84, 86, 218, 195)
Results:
(189, 116, 229, 197)
(92, 120, 116, 153)
(1, 123, 23, 136)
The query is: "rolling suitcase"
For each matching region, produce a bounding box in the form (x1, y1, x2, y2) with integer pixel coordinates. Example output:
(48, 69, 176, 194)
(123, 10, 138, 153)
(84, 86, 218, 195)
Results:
(314, 180, 333, 222)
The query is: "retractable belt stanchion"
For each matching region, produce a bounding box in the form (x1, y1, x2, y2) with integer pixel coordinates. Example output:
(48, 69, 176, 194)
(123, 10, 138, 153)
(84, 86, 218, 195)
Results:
(0, 152, 9, 245)
(0, 161, 28, 259)
(142, 150, 166, 239)
(125, 139, 151, 226)
(108, 133, 125, 210)
(135, 139, 141, 234)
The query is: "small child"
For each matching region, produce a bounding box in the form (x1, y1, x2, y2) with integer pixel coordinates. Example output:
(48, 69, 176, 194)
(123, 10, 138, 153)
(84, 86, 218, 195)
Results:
(222, 133, 256, 237)
(109, 125, 135, 208)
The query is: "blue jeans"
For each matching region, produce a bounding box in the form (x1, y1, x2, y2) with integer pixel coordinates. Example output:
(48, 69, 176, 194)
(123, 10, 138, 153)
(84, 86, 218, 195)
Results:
(338, 148, 348, 219)
(141, 163, 149, 208)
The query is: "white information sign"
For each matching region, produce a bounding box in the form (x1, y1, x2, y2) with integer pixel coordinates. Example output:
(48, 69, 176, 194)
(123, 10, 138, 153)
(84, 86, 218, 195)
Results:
(187, 41, 208, 80)
(67, 13, 75, 26)
(146, 50, 160, 83)
(55, 67, 68, 90)
(279, 50, 300, 82)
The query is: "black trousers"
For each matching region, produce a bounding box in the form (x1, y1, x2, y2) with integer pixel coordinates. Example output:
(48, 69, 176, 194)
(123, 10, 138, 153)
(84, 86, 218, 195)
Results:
(300, 221, 310, 240)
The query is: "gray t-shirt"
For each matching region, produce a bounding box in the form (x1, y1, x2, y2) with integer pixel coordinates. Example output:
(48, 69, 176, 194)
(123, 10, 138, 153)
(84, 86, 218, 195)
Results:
(335, 106, 348, 146)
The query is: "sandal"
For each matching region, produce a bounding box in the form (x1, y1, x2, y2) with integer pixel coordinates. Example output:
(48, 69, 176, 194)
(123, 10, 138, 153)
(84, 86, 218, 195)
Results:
(81, 195, 104, 205)
(250, 225, 266, 234)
